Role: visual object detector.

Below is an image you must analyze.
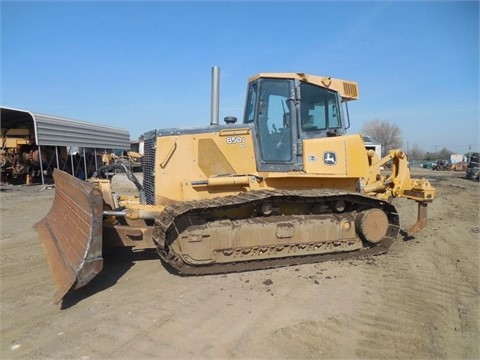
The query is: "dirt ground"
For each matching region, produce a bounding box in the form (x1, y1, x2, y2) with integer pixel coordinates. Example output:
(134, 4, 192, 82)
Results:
(1, 168, 479, 359)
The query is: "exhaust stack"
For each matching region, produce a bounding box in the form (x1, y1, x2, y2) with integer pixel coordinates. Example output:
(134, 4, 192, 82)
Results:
(210, 66, 220, 126)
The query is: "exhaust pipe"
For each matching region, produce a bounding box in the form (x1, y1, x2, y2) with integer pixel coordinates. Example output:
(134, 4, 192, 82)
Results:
(210, 66, 220, 126)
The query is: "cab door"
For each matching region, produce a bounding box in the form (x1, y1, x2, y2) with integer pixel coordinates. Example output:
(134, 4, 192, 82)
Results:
(244, 78, 300, 172)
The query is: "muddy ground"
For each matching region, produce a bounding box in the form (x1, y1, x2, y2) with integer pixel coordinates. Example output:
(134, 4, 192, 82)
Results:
(1, 168, 479, 359)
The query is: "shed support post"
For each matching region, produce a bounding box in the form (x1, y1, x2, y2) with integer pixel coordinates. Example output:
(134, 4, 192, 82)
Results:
(70, 149, 75, 176)
(55, 146, 60, 169)
(94, 149, 98, 171)
(38, 145, 45, 185)
(83, 148, 87, 179)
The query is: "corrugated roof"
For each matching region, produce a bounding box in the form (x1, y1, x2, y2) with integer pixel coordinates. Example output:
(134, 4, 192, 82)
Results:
(1, 107, 130, 149)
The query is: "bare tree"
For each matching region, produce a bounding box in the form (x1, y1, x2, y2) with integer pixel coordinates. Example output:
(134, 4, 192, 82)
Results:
(408, 143, 425, 161)
(437, 147, 453, 161)
(361, 119, 403, 156)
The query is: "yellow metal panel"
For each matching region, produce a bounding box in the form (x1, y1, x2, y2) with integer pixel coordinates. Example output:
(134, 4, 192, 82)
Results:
(154, 135, 191, 203)
(212, 128, 256, 173)
(303, 134, 370, 177)
(345, 135, 372, 177)
(303, 136, 347, 175)
(154, 129, 257, 203)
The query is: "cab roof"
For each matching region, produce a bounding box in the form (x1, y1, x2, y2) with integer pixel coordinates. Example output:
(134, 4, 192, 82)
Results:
(248, 72, 359, 101)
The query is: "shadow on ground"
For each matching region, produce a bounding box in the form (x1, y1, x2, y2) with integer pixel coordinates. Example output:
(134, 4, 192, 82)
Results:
(61, 247, 159, 309)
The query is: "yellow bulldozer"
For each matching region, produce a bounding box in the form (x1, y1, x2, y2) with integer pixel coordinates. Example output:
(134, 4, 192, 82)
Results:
(35, 69, 435, 303)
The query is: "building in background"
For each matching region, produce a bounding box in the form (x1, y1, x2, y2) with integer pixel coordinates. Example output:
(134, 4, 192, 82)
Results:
(1, 107, 130, 185)
(363, 135, 382, 160)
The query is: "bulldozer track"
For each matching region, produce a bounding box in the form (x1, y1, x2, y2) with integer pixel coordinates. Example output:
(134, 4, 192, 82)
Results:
(153, 189, 400, 275)
(159, 237, 396, 276)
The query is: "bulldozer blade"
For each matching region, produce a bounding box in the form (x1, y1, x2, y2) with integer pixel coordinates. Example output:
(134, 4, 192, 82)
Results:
(34, 169, 104, 303)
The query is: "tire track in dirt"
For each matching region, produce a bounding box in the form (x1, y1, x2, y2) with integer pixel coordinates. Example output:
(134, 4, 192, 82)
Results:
(348, 179, 479, 359)
(265, 177, 479, 359)
(352, 249, 478, 359)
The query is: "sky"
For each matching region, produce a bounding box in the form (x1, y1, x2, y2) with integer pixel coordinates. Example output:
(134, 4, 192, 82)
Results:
(1, 0, 479, 155)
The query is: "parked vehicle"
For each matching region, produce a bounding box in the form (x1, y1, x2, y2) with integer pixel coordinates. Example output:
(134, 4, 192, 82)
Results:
(451, 162, 468, 171)
(422, 161, 435, 169)
(432, 160, 450, 171)
(466, 154, 479, 181)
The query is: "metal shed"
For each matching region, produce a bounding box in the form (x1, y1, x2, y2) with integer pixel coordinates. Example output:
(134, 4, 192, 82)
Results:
(363, 135, 382, 159)
(1, 106, 130, 185)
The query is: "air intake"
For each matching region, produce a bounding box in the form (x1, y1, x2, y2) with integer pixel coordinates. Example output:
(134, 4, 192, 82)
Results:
(343, 82, 359, 99)
(198, 138, 235, 176)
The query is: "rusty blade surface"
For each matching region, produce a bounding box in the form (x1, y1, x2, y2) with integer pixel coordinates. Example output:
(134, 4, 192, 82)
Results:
(34, 169, 104, 303)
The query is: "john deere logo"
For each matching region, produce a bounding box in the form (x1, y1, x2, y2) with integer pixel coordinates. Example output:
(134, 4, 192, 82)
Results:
(323, 152, 337, 165)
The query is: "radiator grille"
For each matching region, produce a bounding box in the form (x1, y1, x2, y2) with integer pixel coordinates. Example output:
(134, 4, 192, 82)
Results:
(143, 135, 156, 205)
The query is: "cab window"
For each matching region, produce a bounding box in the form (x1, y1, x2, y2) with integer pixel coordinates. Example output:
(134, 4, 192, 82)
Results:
(300, 82, 341, 131)
(245, 78, 293, 162)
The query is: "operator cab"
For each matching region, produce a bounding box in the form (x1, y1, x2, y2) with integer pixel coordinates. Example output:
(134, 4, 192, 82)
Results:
(244, 73, 356, 172)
